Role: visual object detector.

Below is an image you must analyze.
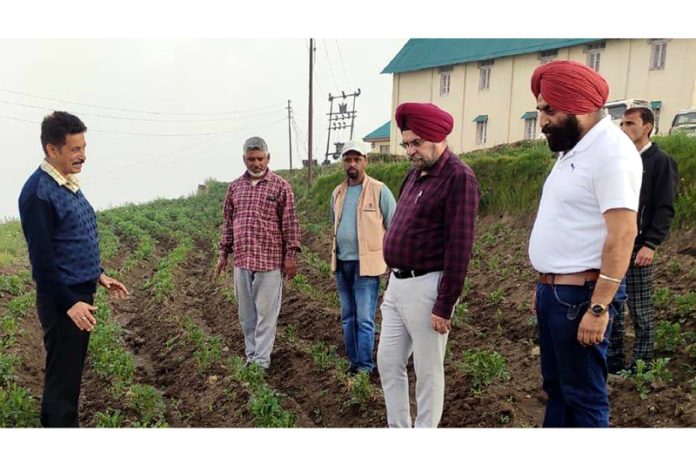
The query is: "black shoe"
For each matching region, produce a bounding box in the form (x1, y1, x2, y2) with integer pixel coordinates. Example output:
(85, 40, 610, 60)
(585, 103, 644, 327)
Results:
(607, 356, 625, 375)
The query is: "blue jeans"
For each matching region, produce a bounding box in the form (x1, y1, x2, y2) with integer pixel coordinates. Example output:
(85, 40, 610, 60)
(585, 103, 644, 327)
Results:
(536, 281, 623, 427)
(335, 260, 380, 372)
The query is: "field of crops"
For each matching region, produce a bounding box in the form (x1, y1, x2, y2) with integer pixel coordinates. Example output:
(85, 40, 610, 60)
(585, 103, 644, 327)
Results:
(1, 136, 696, 428)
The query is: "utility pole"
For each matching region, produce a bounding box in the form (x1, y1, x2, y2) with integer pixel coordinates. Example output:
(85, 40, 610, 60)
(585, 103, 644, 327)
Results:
(307, 38, 314, 188)
(286, 100, 293, 171)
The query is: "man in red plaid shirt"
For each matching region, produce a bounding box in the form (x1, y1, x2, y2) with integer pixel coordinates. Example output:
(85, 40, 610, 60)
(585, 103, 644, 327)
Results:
(215, 136, 300, 370)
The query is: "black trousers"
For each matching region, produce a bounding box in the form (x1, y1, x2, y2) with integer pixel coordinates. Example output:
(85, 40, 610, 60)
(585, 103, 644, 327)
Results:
(36, 291, 92, 427)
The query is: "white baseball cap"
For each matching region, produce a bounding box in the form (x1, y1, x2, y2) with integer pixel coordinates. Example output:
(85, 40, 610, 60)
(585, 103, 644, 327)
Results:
(340, 140, 368, 158)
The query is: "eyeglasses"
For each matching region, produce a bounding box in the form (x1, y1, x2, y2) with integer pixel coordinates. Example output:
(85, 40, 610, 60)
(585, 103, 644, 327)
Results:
(399, 139, 425, 150)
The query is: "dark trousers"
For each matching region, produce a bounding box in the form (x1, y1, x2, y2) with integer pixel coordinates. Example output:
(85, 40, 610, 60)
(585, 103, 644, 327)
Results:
(536, 281, 622, 427)
(36, 292, 92, 427)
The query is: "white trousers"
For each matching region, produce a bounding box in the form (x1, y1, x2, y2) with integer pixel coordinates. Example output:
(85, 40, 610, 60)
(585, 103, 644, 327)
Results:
(377, 271, 449, 428)
(233, 267, 283, 369)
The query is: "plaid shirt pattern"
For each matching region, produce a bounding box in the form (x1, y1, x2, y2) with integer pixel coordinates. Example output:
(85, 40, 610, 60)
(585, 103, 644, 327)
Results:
(383, 150, 479, 319)
(219, 170, 300, 271)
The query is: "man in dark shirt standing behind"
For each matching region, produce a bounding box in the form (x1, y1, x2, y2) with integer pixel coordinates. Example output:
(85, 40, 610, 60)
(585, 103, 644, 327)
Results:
(378, 102, 479, 427)
(19, 111, 129, 427)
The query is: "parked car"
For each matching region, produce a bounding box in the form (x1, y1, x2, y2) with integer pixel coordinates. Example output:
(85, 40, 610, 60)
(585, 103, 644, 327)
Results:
(603, 99, 651, 125)
(669, 108, 696, 137)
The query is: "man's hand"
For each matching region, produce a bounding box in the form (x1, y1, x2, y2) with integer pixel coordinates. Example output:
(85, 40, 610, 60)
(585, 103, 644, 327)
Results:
(282, 258, 296, 281)
(634, 246, 655, 267)
(431, 314, 451, 334)
(530, 289, 537, 316)
(215, 254, 228, 278)
(98, 273, 129, 298)
(67, 301, 98, 331)
(577, 311, 610, 347)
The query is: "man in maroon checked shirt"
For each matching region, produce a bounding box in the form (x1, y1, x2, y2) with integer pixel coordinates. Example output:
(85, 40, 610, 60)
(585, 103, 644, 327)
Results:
(215, 136, 300, 370)
(377, 103, 479, 427)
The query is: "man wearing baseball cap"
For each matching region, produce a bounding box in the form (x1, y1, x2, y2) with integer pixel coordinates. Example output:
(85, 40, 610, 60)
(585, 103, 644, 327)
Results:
(378, 103, 480, 427)
(330, 140, 396, 374)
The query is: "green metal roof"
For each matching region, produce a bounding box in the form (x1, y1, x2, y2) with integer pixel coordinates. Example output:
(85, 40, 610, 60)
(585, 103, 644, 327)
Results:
(651, 100, 662, 110)
(363, 121, 390, 141)
(382, 39, 600, 74)
(473, 114, 488, 123)
(521, 111, 538, 119)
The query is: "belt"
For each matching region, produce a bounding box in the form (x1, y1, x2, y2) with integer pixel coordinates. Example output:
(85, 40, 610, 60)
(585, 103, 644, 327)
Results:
(538, 270, 599, 286)
(392, 269, 438, 279)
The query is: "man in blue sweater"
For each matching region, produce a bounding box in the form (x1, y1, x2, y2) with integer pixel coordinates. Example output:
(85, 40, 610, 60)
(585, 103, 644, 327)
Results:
(18, 111, 129, 427)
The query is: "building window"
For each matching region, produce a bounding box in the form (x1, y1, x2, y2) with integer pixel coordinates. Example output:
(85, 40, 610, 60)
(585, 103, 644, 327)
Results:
(439, 73, 451, 96)
(476, 121, 487, 145)
(585, 41, 605, 72)
(524, 118, 537, 140)
(649, 40, 667, 70)
(478, 59, 493, 90)
(379, 144, 389, 154)
(539, 49, 558, 64)
(521, 111, 538, 140)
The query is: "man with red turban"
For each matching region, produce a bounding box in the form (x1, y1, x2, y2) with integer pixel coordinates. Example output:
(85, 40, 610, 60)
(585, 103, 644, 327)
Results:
(378, 102, 479, 427)
(528, 60, 642, 427)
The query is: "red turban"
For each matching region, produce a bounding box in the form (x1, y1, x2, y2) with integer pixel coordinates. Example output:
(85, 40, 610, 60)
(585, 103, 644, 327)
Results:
(395, 102, 454, 142)
(530, 60, 609, 115)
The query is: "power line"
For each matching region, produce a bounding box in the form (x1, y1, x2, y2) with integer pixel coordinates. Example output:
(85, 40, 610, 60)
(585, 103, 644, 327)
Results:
(0, 98, 284, 123)
(322, 39, 340, 91)
(0, 111, 283, 137)
(84, 117, 287, 185)
(335, 39, 353, 90)
(0, 87, 285, 117)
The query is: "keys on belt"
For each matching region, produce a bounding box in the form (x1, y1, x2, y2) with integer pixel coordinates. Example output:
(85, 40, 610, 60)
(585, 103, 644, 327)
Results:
(538, 270, 600, 286)
(392, 269, 437, 279)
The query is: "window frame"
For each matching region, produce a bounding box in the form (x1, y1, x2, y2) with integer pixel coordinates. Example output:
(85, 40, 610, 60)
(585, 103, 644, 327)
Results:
(649, 39, 667, 70)
(476, 120, 487, 145)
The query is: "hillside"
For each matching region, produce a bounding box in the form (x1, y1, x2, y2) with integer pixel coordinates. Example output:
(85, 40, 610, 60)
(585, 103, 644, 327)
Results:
(1, 134, 695, 427)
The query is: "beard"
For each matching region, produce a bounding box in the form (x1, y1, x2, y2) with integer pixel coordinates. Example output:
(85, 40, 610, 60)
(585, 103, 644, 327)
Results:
(346, 168, 358, 179)
(247, 168, 266, 178)
(542, 115, 581, 153)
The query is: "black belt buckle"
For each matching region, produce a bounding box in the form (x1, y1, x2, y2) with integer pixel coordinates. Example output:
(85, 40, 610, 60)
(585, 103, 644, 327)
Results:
(392, 269, 421, 279)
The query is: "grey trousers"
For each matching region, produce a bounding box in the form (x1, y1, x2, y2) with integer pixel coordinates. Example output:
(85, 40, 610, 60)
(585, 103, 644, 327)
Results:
(233, 267, 283, 369)
(377, 271, 449, 428)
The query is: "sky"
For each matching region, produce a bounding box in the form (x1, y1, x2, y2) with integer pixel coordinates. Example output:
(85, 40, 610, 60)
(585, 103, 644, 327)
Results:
(1, 38, 406, 220)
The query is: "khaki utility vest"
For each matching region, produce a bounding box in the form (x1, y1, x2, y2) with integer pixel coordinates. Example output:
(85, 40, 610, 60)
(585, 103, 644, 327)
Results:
(331, 175, 388, 276)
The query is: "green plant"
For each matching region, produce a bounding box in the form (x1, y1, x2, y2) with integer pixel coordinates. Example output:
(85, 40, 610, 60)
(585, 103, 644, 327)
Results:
(346, 371, 375, 407)
(451, 301, 469, 328)
(654, 321, 684, 353)
(619, 358, 672, 399)
(0, 353, 19, 385)
(125, 384, 167, 427)
(458, 349, 511, 394)
(309, 342, 336, 371)
(489, 288, 504, 307)
(675, 293, 696, 319)
(283, 324, 298, 344)
(94, 409, 125, 427)
(653, 287, 671, 309)
(0, 384, 40, 427)
(249, 385, 296, 428)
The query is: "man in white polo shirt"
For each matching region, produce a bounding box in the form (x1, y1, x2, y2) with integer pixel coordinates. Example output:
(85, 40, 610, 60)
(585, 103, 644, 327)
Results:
(528, 60, 642, 427)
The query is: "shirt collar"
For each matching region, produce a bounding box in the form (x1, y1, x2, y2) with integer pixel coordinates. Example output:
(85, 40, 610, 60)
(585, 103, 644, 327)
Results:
(638, 141, 653, 154)
(40, 160, 80, 193)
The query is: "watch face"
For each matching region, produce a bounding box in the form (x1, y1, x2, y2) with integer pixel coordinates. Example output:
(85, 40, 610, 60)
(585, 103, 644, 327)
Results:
(591, 304, 606, 316)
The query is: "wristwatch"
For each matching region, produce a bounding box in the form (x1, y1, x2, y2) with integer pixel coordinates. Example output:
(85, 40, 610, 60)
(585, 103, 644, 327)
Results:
(589, 303, 608, 317)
